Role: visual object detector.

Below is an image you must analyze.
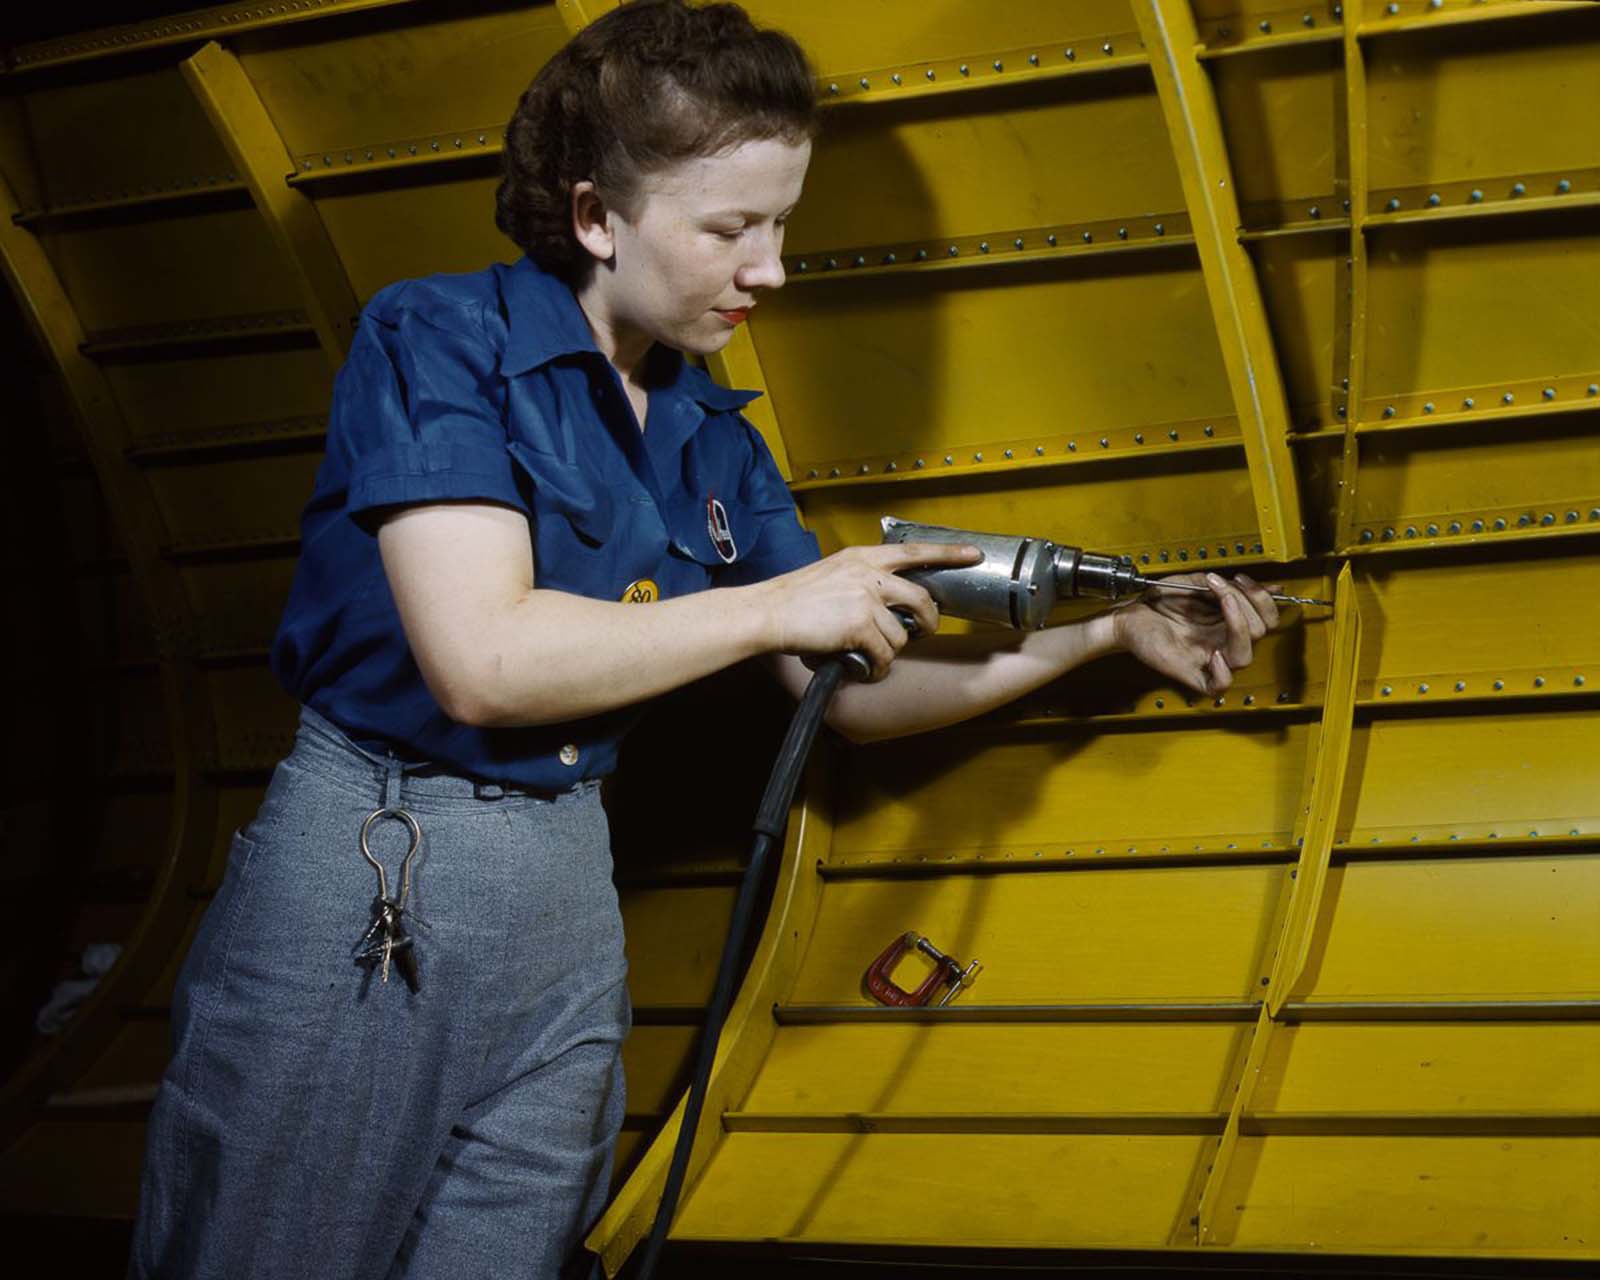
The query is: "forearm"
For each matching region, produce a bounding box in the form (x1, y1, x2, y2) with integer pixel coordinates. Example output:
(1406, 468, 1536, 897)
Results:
(823, 610, 1125, 742)
(449, 585, 771, 727)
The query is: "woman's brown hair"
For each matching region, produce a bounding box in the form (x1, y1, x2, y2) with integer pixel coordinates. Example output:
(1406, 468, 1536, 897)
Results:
(495, 0, 818, 284)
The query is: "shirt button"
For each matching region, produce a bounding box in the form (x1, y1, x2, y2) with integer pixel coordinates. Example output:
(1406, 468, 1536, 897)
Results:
(559, 744, 580, 767)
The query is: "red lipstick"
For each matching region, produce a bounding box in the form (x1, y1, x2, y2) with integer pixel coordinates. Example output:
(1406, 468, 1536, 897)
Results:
(715, 307, 751, 325)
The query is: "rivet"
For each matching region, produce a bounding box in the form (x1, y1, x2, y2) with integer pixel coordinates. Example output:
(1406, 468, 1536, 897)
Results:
(886, 461, 897, 472)
(1015, 237, 1025, 249)
(1099, 437, 1109, 448)
(1542, 387, 1556, 400)
(1426, 523, 1438, 536)
(364, 150, 374, 161)
(1361, 529, 1374, 542)
(1303, 13, 1315, 26)
(1046, 233, 1058, 246)
(1277, 691, 1291, 703)
(1503, 392, 1514, 405)
(1159, 549, 1169, 561)
(1244, 695, 1254, 705)
(1567, 510, 1580, 523)
(1592, 509, 1600, 520)
(1065, 48, 1075, 60)
(883, 253, 896, 264)
(825, 258, 838, 270)
(1381, 685, 1392, 697)
(1259, 20, 1271, 32)
(1035, 445, 1046, 456)
(408, 144, 418, 155)
(1423, 401, 1435, 413)
(1555, 178, 1572, 193)
(1154, 222, 1166, 235)
(1382, 527, 1396, 541)
(828, 83, 839, 94)
(1236, 543, 1246, 555)
(1383, 405, 1396, 418)
(993, 60, 1003, 71)
(1338, 406, 1348, 418)
(478, 135, 487, 145)
(948, 245, 959, 256)
(1463, 397, 1476, 409)
(1308, 205, 1321, 219)
(1102, 42, 1114, 54)
(323, 154, 332, 165)
(1427, 193, 1441, 207)
(1472, 519, 1485, 532)
(1470, 189, 1484, 202)
(926, 69, 935, 80)
(1083, 231, 1093, 243)
(1534, 676, 1546, 688)
(1455, 681, 1465, 691)
(1429, 0, 1442, 7)
(1576, 676, 1586, 687)
(1386, 197, 1400, 212)
(1134, 433, 1144, 444)
(1178, 550, 1189, 561)
(891, 73, 902, 85)
(1168, 429, 1179, 441)
(453, 138, 462, 149)
(1118, 227, 1129, 239)
(1493, 679, 1505, 691)
(1029, 53, 1040, 66)
(1068, 441, 1077, 451)
(959, 64, 969, 75)
(974, 452, 983, 462)
(1203, 424, 1214, 437)
(1386, 1, 1398, 12)
(1448, 521, 1461, 534)
(1511, 181, 1526, 197)
(979, 241, 990, 253)
(388, 148, 397, 158)
(1590, 385, 1599, 396)
(1493, 517, 1507, 530)
(829, 468, 840, 478)
(1215, 697, 1225, 707)
(915, 458, 925, 468)
(430, 141, 440, 151)
(944, 455, 953, 465)
(1156, 698, 1165, 708)
(1541, 512, 1555, 526)
(1418, 683, 1430, 694)
(1004, 448, 1014, 459)
(807, 469, 818, 479)
(1518, 514, 1531, 527)
(853, 255, 866, 267)
(1404, 525, 1418, 538)
(916, 248, 929, 261)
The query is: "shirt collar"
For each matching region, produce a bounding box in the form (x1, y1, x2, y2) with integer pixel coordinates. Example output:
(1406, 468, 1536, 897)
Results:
(500, 257, 763, 413)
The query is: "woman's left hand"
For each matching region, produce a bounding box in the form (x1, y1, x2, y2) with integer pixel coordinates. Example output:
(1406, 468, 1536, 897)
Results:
(1112, 571, 1281, 694)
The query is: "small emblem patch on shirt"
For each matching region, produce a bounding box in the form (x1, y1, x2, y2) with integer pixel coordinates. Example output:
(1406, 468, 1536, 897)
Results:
(620, 579, 659, 603)
(706, 494, 737, 564)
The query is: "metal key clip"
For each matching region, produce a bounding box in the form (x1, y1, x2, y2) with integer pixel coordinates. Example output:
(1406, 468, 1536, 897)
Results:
(863, 931, 982, 1007)
(354, 806, 428, 991)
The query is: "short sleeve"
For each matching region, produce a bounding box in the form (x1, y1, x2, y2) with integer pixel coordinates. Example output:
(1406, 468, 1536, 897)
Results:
(336, 290, 525, 522)
(722, 418, 821, 586)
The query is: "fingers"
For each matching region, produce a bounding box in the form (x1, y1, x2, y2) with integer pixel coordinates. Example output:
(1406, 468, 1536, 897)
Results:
(1207, 573, 1263, 670)
(870, 541, 984, 573)
(1232, 572, 1281, 631)
(877, 573, 941, 639)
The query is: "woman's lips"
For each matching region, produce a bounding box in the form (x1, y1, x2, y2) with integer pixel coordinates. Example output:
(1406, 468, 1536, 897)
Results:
(714, 308, 751, 325)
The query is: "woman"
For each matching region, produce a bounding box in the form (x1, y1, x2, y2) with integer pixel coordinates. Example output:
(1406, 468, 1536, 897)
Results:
(132, 2, 1281, 1276)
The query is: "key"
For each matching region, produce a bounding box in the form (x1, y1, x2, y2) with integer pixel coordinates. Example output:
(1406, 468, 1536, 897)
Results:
(354, 807, 427, 993)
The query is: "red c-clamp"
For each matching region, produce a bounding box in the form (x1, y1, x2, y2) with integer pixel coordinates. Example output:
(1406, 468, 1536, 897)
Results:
(863, 932, 982, 1007)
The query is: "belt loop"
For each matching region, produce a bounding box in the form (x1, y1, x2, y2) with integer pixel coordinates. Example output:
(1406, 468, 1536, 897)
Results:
(382, 755, 404, 809)
(473, 780, 507, 800)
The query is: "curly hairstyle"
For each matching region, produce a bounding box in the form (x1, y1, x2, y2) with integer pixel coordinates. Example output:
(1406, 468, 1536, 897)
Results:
(495, 0, 818, 285)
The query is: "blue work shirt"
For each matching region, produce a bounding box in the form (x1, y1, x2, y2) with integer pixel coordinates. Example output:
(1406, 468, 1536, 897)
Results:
(271, 257, 820, 788)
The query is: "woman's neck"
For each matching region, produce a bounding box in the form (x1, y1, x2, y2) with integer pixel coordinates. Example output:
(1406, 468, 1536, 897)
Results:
(575, 281, 653, 388)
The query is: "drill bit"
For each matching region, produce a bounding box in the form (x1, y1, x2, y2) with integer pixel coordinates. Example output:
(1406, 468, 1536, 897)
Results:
(1146, 578, 1333, 608)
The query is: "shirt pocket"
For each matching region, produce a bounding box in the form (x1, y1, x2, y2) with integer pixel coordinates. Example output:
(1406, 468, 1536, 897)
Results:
(662, 492, 757, 570)
(507, 440, 614, 546)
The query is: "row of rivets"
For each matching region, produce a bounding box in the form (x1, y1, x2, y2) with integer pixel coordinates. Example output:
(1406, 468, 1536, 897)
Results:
(1153, 689, 1293, 710)
(13, 0, 343, 63)
(801, 423, 1226, 480)
(1361, 508, 1600, 542)
(298, 130, 500, 172)
(1385, 175, 1581, 212)
(792, 221, 1171, 275)
(824, 38, 1134, 97)
(1380, 675, 1585, 696)
(1137, 539, 1265, 565)
(1378, 381, 1598, 421)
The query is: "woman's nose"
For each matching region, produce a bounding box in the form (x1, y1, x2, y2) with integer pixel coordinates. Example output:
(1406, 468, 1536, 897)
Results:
(735, 234, 786, 292)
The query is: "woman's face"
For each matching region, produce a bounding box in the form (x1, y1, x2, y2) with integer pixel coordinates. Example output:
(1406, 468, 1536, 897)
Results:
(582, 136, 811, 358)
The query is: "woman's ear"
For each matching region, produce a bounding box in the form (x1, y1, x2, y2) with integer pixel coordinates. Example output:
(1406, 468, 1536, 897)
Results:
(571, 180, 616, 264)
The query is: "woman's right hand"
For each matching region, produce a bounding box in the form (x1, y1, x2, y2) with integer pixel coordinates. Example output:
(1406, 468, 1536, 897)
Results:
(752, 542, 982, 679)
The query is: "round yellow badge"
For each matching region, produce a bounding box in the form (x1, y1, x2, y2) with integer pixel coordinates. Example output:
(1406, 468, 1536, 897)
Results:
(620, 579, 659, 604)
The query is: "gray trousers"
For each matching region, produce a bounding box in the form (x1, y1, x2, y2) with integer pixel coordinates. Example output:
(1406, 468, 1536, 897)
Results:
(132, 706, 630, 1279)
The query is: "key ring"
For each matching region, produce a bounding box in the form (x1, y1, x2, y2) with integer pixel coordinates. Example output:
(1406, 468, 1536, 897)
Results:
(359, 807, 423, 907)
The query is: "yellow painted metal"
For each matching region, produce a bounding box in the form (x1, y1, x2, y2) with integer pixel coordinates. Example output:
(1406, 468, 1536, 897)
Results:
(1134, 0, 1306, 562)
(183, 41, 359, 367)
(4, 0, 1600, 1268)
